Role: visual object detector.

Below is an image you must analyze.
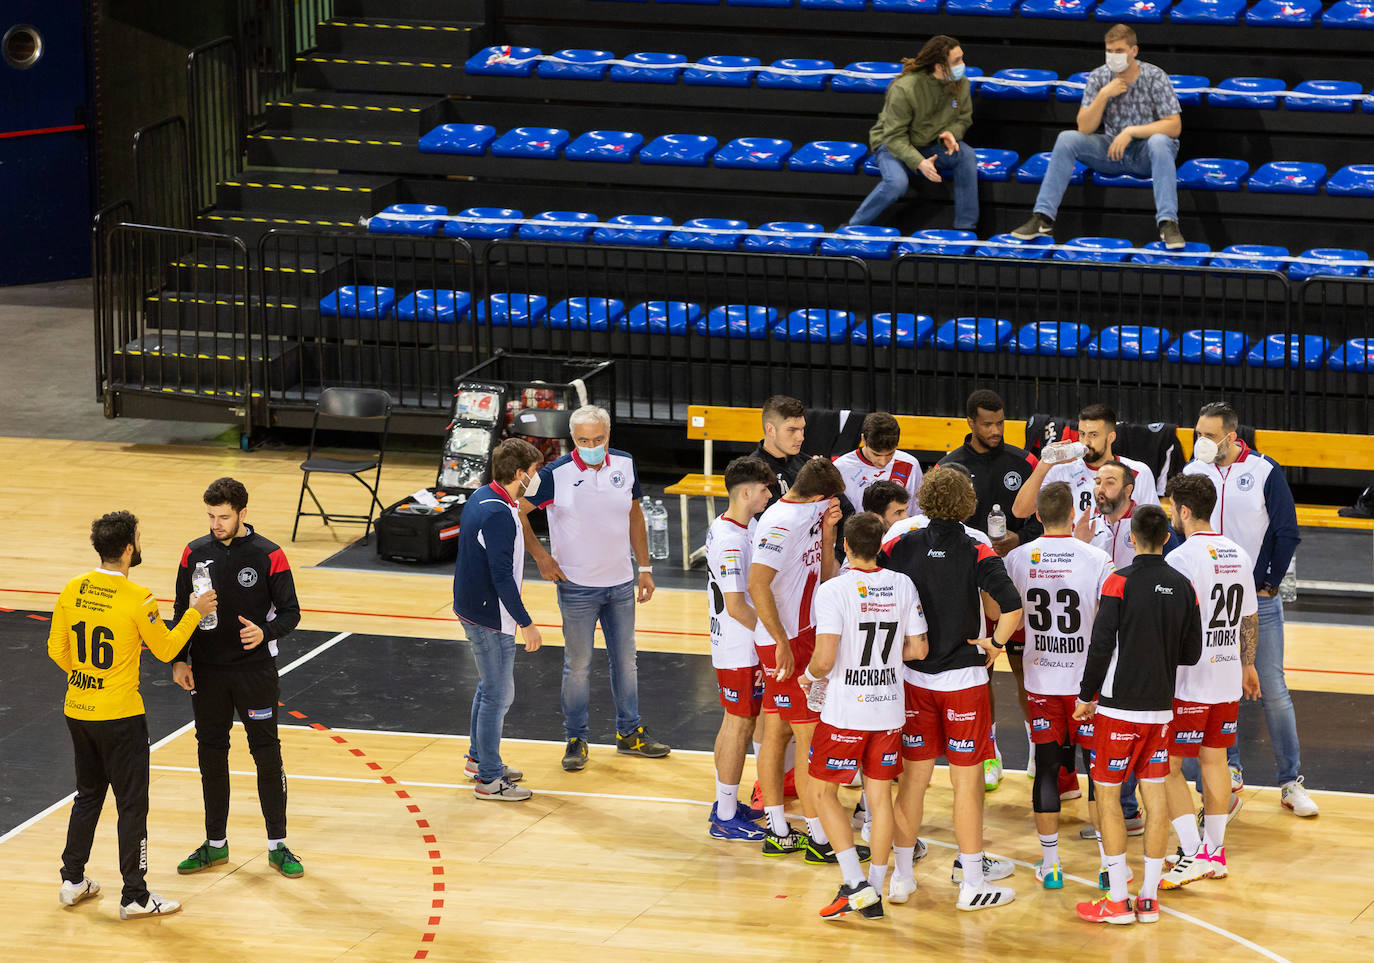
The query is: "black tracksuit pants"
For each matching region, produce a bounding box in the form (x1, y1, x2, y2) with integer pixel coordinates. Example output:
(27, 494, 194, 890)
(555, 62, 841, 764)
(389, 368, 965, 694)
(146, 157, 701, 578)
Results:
(61, 714, 151, 905)
(191, 661, 287, 840)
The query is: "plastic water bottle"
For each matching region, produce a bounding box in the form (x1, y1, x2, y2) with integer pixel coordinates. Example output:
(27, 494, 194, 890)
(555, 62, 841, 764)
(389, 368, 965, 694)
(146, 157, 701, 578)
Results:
(1042, 440, 1088, 464)
(649, 499, 670, 560)
(1280, 559, 1298, 603)
(987, 503, 1007, 540)
(191, 561, 217, 630)
(806, 675, 830, 713)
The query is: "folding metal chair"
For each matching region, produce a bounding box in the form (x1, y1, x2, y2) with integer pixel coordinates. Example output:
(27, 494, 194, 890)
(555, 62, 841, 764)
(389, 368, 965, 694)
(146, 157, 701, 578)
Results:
(293, 387, 393, 543)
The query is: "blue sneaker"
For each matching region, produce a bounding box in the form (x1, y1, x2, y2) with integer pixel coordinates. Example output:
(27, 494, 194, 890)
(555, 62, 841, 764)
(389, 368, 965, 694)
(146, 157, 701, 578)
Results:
(1035, 859, 1064, 890)
(737, 802, 765, 822)
(708, 803, 767, 841)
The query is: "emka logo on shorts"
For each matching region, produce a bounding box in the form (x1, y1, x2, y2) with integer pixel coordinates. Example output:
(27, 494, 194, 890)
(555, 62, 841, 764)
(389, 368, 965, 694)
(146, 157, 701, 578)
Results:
(1149, 748, 1169, 764)
(1107, 756, 1130, 771)
(1078, 723, 1095, 739)
(947, 738, 976, 753)
(1175, 729, 1204, 744)
(773, 693, 792, 708)
(826, 757, 859, 772)
(881, 752, 899, 767)
(1221, 720, 1238, 734)
(902, 733, 924, 748)
(720, 686, 740, 703)
(1032, 717, 1052, 731)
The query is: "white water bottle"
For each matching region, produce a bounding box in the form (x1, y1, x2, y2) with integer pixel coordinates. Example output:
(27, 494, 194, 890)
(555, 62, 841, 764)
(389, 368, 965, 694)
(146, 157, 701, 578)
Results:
(649, 499, 670, 560)
(806, 674, 830, 713)
(191, 561, 217, 630)
(1280, 559, 1298, 603)
(987, 503, 1007, 540)
(1042, 440, 1088, 464)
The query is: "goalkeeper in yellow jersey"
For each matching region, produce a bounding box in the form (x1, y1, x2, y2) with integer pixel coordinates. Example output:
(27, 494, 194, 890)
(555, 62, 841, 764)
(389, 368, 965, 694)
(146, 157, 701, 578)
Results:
(47, 511, 216, 920)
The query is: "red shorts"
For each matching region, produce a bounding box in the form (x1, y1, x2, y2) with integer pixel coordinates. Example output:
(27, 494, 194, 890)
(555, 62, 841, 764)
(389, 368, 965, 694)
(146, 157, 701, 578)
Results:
(1090, 713, 1171, 785)
(808, 722, 903, 784)
(757, 627, 819, 724)
(1027, 692, 1093, 748)
(716, 665, 765, 718)
(1168, 699, 1240, 757)
(901, 682, 994, 765)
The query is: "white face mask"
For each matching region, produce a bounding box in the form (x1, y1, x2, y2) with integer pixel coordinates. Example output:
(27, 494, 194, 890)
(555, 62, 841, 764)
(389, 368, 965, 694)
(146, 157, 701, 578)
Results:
(1193, 436, 1219, 465)
(1106, 52, 1129, 74)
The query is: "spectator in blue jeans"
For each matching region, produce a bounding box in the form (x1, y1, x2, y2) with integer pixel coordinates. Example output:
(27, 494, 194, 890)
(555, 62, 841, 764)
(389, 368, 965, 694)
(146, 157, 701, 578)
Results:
(845, 34, 979, 232)
(453, 439, 545, 802)
(521, 404, 671, 771)
(1011, 23, 1186, 250)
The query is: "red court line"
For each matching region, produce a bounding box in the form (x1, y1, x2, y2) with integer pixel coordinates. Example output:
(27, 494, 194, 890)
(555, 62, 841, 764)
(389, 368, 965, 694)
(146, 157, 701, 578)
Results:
(0, 123, 86, 140)
(1285, 666, 1374, 677)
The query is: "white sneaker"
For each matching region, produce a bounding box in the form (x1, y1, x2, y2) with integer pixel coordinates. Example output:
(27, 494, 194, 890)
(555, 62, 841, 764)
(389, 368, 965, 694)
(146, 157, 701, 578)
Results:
(1026, 753, 1036, 780)
(120, 892, 181, 920)
(1230, 766, 1244, 793)
(983, 757, 1003, 791)
(474, 775, 533, 801)
(915, 838, 928, 861)
(1159, 851, 1214, 890)
(1281, 777, 1319, 817)
(951, 854, 1014, 884)
(888, 875, 918, 904)
(58, 877, 99, 906)
(861, 820, 870, 843)
(956, 881, 1015, 911)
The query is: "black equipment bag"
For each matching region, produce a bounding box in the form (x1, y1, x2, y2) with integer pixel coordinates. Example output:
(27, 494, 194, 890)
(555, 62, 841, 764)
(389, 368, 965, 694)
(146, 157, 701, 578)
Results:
(375, 488, 468, 564)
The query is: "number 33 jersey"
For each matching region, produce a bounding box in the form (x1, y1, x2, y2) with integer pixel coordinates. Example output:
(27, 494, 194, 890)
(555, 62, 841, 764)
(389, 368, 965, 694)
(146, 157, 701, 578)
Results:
(1166, 532, 1257, 703)
(1004, 535, 1115, 696)
(705, 514, 760, 670)
(814, 567, 927, 730)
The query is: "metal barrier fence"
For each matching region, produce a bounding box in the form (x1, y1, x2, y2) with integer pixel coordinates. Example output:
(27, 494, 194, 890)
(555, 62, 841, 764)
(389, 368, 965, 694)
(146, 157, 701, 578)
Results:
(187, 37, 245, 217)
(131, 117, 192, 232)
(237, 0, 334, 126)
(91, 200, 135, 401)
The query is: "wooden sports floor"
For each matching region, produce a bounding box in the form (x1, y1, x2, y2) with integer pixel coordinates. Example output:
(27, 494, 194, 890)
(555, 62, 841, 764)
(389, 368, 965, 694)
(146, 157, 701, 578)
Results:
(2, 437, 1372, 962)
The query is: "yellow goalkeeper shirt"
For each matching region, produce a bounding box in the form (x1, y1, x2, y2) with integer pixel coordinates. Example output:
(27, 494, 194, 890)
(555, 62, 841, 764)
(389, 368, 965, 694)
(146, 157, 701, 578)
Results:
(47, 569, 200, 721)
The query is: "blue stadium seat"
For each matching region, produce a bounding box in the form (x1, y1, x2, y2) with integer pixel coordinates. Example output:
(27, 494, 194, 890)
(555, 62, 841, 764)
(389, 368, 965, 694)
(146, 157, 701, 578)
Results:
(698, 305, 778, 339)
(1327, 164, 1374, 196)
(758, 59, 834, 91)
(639, 134, 718, 166)
(981, 68, 1057, 100)
(820, 226, 900, 259)
(1246, 0, 1320, 25)
(1053, 236, 1133, 262)
(1323, 0, 1374, 27)
(935, 317, 1014, 352)
(610, 52, 687, 84)
(465, 45, 540, 77)
(1209, 77, 1285, 108)
(490, 127, 569, 159)
(393, 290, 472, 323)
(538, 49, 614, 81)
(1166, 329, 1247, 365)
(546, 297, 626, 331)
(320, 285, 395, 319)
(1327, 338, 1374, 371)
(565, 130, 644, 163)
(1056, 70, 1091, 102)
(621, 300, 702, 335)
(1131, 240, 1212, 266)
(517, 211, 597, 243)
(1177, 158, 1248, 191)
(1170, 0, 1243, 23)
(1094, 0, 1172, 21)
(1288, 248, 1370, 280)
(788, 141, 868, 173)
(774, 308, 855, 343)
(593, 214, 673, 246)
(945, 0, 1020, 14)
(1287, 79, 1363, 112)
(1169, 74, 1210, 107)
(474, 293, 549, 327)
(850, 313, 935, 348)
(976, 233, 1054, 259)
(418, 124, 497, 156)
(833, 62, 903, 93)
(369, 204, 447, 236)
(726, 0, 792, 7)
(668, 218, 749, 250)
(1016, 152, 1088, 185)
(1093, 172, 1153, 188)
(743, 221, 826, 254)
(800, 0, 866, 7)
(1085, 324, 1172, 360)
(1210, 244, 1290, 272)
(873, 0, 943, 9)
(1248, 333, 1329, 369)
(683, 55, 761, 87)
(443, 207, 522, 240)
(714, 137, 793, 170)
(897, 229, 979, 255)
(974, 148, 1018, 181)
(1011, 321, 1092, 356)
(1022, 0, 1096, 20)
(1249, 161, 1326, 194)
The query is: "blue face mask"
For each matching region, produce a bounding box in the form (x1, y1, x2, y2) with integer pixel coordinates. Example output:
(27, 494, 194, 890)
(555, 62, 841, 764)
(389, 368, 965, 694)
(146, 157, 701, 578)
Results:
(950, 63, 966, 82)
(577, 444, 606, 465)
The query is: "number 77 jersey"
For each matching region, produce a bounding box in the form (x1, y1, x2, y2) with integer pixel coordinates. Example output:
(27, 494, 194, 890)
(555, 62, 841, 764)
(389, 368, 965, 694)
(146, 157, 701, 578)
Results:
(1004, 535, 1115, 696)
(1165, 531, 1257, 703)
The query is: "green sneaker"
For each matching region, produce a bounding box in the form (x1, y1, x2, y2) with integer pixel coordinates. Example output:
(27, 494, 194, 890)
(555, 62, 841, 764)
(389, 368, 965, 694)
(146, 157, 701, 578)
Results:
(268, 845, 304, 878)
(615, 725, 670, 758)
(803, 840, 872, 866)
(177, 841, 229, 875)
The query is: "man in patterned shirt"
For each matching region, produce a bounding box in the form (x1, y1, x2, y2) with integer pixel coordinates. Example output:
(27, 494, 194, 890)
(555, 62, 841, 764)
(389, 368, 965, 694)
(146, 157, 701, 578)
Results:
(1011, 24, 1186, 249)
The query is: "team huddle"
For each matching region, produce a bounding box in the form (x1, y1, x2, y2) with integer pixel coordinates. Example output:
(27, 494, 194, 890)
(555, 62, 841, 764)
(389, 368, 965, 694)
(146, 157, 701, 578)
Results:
(703, 394, 1286, 925)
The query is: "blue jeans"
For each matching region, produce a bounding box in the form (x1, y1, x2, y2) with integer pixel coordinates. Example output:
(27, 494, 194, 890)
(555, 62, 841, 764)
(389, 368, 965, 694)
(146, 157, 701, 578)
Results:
(1228, 593, 1302, 785)
(558, 579, 640, 740)
(848, 142, 980, 231)
(1033, 129, 1179, 224)
(465, 621, 516, 785)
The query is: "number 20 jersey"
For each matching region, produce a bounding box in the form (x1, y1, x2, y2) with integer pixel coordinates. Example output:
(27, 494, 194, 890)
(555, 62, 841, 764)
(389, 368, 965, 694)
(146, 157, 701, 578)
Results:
(704, 514, 760, 669)
(814, 567, 926, 730)
(1004, 535, 1115, 696)
(1166, 532, 1257, 704)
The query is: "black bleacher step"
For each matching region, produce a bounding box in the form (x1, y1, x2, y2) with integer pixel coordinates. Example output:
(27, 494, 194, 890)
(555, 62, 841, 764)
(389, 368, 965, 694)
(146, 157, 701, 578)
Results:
(144, 291, 305, 332)
(334, 0, 487, 21)
(165, 251, 349, 298)
(198, 209, 365, 246)
(219, 170, 401, 216)
(113, 333, 298, 391)
(295, 55, 465, 97)
(263, 91, 441, 133)
(317, 17, 488, 59)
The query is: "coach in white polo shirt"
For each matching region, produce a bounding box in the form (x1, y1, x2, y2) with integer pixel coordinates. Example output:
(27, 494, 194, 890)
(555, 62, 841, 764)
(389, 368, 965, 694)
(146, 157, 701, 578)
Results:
(520, 405, 671, 772)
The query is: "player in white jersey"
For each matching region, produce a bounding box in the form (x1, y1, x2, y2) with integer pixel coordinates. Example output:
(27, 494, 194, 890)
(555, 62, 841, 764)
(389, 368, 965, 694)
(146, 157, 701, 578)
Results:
(1160, 475, 1259, 890)
(832, 412, 923, 522)
(748, 458, 852, 862)
(1075, 460, 1140, 567)
(1004, 482, 1114, 890)
(705, 457, 777, 842)
(802, 513, 928, 921)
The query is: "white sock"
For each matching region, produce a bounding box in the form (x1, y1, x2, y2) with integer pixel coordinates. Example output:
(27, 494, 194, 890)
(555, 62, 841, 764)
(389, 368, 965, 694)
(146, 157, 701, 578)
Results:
(959, 851, 984, 890)
(894, 845, 916, 879)
(752, 740, 763, 758)
(836, 847, 865, 887)
(868, 862, 889, 891)
(1039, 833, 1059, 869)
(715, 778, 739, 818)
(1172, 813, 1202, 856)
(990, 723, 1001, 762)
(209, 838, 227, 849)
(268, 837, 285, 851)
(1105, 854, 1128, 902)
(806, 816, 829, 846)
(1095, 830, 1106, 864)
(1141, 855, 1164, 900)
(1204, 814, 1227, 853)
(1025, 721, 1034, 756)
(765, 805, 789, 836)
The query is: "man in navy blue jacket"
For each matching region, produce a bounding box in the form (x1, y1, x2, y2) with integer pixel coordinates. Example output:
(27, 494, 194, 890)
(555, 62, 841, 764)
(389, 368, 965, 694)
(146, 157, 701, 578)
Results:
(454, 439, 545, 802)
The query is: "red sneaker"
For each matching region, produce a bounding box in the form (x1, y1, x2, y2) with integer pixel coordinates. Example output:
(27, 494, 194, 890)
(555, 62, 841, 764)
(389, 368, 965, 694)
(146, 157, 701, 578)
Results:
(1135, 896, 1160, 924)
(1058, 768, 1082, 801)
(750, 781, 762, 810)
(1076, 895, 1135, 925)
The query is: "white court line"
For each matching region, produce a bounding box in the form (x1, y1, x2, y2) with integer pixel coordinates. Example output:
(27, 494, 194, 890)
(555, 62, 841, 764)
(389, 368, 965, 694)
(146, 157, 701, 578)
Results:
(0, 631, 353, 847)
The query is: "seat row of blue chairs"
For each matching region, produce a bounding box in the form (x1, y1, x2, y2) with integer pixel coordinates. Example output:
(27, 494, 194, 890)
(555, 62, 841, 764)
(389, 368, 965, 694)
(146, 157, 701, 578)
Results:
(467, 45, 1374, 113)
(317, 285, 1374, 369)
(366, 206, 1374, 277)
(587, 0, 1374, 27)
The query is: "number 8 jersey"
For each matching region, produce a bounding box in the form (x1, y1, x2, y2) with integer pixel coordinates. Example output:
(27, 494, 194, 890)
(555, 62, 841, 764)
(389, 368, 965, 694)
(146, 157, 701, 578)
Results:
(814, 567, 926, 730)
(1166, 531, 1257, 703)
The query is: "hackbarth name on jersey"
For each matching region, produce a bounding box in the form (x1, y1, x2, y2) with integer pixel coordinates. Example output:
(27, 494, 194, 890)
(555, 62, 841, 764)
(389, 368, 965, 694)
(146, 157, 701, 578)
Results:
(844, 666, 900, 686)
